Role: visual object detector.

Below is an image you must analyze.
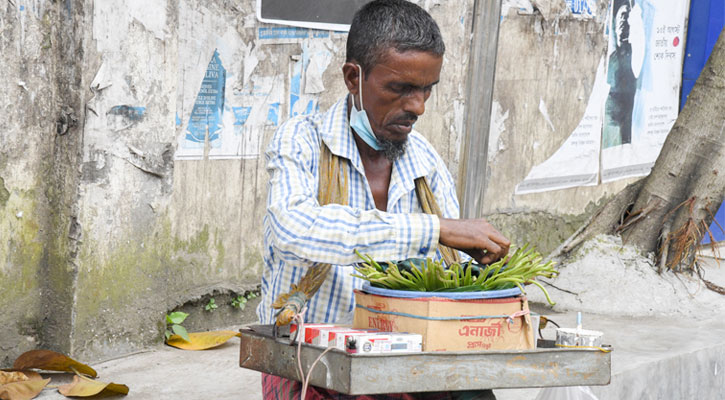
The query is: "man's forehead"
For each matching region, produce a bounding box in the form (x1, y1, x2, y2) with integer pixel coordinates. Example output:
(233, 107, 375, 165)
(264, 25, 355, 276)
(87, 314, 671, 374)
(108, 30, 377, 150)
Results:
(369, 49, 442, 83)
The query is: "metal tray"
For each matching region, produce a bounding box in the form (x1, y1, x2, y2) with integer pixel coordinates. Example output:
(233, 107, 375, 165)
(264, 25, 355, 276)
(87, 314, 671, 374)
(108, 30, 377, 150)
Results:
(239, 325, 611, 395)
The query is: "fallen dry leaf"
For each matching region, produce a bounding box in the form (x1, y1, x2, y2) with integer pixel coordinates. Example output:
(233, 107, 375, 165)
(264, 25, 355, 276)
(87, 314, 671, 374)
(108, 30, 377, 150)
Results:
(0, 371, 27, 386)
(58, 375, 128, 397)
(166, 330, 241, 350)
(0, 378, 50, 400)
(12, 350, 97, 378)
(0, 371, 43, 385)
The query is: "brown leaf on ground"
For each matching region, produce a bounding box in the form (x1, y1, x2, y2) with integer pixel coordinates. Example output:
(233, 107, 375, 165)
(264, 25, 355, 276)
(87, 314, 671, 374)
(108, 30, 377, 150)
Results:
(12, 350, 97, 378)
(0, 371, 43, 385)
(0, 378, 50, 400)
(166, 330, 241, 350)
(58, 375, 128, 398)
(0, 371, 28, 386)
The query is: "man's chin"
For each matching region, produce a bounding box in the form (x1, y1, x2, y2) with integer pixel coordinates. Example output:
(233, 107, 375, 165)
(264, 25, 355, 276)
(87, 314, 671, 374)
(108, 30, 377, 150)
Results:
(378, 137, 408, 162)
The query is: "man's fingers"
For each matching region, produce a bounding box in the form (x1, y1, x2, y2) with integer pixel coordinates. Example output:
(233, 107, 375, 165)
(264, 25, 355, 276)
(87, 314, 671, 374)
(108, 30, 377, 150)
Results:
(478, 253, 497, 265)
(487, 228, 510, 249)
(481, 239, 502, 259)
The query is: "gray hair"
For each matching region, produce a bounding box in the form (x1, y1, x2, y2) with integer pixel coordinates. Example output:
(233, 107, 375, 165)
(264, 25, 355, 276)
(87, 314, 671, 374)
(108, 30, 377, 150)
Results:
(346, 0, 445, 76)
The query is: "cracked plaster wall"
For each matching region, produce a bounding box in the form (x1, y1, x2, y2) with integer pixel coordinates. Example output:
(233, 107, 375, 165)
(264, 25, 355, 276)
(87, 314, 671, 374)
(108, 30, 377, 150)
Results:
(0, 0, 86, 366)
(1, 0, 476, 364)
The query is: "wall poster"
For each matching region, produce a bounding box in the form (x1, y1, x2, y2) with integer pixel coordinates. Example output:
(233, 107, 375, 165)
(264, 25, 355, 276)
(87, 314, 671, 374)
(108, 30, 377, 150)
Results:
(515, 0, 688, 194)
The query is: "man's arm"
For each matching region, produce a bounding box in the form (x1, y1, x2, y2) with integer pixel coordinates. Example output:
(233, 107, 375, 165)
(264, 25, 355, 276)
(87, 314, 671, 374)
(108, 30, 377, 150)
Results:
(265, 119, 440, 266)
(422, 135, 511, 265)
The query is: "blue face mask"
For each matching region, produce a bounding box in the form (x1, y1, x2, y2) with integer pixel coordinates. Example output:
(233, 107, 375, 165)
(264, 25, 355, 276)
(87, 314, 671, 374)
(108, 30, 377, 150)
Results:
(349, 64, 382, 151)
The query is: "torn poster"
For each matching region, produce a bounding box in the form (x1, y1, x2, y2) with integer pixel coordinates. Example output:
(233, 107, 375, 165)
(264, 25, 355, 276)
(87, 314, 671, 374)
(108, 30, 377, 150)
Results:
(566, 0, 596, 18)
(515, 0, 687, 193)
(515, 59, 606, 194)
(180, 49, 226, 153)
(214, 75, 284, 160)
(600, 0, 687, 182)
(257, 26, 330, 45)
(175, 44, 283, 160)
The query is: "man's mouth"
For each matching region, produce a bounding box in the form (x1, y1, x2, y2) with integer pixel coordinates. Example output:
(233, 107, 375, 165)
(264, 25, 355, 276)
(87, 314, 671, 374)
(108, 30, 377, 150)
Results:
(390, 122, 414, 134)
(389, 117, 417, 134)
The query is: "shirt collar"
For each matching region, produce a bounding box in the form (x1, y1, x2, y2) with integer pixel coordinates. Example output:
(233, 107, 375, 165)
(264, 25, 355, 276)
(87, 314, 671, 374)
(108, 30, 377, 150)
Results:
(319, 95, 435, 185)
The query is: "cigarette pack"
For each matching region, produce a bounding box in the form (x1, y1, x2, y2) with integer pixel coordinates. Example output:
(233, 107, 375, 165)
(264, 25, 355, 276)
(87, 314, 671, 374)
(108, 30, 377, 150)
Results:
(311, 327, 360, 347)
(289, 323, 335, 343)
(329, 330, 377, 350)
(345, 332, 422, 354)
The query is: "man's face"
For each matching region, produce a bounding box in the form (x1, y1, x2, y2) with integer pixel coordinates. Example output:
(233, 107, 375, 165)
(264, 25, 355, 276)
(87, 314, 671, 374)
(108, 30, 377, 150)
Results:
(347, 49, 443, 147)
(615, 4, 631, 46)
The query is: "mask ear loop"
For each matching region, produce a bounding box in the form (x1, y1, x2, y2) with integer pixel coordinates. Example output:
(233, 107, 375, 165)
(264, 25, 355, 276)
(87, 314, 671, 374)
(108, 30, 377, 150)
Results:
(355, 64, 364, 110)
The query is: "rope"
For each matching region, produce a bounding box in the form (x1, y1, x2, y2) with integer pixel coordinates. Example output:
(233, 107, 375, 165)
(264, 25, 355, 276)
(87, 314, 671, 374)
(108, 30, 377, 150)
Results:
(415, 177, 461, 266)
(355, 304, 528, 324)
(292, 308, 334, 400)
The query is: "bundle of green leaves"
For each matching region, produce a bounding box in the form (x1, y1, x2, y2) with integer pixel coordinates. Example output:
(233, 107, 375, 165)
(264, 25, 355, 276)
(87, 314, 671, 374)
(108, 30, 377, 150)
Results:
(352, 245, 558, 305)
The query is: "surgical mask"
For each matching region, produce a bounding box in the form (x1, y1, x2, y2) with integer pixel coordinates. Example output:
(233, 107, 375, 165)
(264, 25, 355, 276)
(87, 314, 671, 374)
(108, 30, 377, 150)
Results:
(349, 64, 382, 151)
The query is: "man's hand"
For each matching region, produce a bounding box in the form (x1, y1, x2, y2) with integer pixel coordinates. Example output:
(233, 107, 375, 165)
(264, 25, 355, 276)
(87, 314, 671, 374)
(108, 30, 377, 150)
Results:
(439, 218, 510, 265)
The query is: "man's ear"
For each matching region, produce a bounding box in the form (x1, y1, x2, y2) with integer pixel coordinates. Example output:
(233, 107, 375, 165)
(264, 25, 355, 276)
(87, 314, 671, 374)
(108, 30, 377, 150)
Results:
(342, 62, 360, 95)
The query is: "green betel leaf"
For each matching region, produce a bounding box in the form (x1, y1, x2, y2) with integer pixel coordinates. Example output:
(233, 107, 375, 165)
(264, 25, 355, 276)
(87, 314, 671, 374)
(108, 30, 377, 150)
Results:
(172, 324, 190, 342)
(167, 311, 189, 325)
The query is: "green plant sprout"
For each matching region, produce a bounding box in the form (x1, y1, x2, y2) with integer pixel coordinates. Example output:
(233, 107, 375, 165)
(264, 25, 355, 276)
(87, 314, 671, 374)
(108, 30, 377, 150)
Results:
(165, 311, 190, 342)
(231, 295, 247, 309)
(231, 291, 258, 310)
(204, 298, 218, 312)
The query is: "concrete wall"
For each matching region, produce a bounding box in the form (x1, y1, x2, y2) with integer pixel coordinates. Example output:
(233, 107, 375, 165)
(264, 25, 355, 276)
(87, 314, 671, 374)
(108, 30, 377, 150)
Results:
(0, 0, 85, 366)
(0, 0, 475, 365)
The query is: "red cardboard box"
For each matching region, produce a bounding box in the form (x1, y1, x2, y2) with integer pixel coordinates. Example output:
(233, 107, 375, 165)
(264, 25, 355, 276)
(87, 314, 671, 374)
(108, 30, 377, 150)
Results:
(353, 290, 535, 352)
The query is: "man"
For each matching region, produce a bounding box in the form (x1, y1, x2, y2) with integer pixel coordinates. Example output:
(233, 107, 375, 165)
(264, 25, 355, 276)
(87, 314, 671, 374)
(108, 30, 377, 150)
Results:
(604, 0, 637, 148)
(258, 1, 508, 398)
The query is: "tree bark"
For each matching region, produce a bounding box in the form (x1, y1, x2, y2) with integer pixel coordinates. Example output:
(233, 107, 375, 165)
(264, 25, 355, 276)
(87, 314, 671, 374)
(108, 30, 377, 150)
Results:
(553, 28, 725, 271)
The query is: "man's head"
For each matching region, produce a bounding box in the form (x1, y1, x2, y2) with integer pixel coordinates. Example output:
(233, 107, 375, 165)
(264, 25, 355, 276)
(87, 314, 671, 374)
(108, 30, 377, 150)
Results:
(343, 0, 445, 161)
(613, 0, 631, 47)
(346, 0, 445, 77)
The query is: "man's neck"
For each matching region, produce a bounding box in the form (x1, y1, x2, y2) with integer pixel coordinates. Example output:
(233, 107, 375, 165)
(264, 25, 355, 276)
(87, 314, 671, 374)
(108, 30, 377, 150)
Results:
(351, 127, 393, 211)
(352, 129, 387, 163)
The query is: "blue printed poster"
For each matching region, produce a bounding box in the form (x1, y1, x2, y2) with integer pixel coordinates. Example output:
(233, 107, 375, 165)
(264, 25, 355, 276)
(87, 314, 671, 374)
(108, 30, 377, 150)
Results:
(185, 50, 226, 146)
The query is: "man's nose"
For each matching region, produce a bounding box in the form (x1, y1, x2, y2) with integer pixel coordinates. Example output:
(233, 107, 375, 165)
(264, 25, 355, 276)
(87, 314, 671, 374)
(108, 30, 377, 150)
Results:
(403, 90, 426, 116)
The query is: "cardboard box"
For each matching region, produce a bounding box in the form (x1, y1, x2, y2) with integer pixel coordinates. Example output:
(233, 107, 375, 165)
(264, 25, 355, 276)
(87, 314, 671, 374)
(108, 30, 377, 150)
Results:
(353, 290, 535, 352)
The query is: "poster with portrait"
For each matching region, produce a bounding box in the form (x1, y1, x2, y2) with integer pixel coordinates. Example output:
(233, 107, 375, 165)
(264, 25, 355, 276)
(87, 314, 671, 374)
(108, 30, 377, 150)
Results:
(600, 0, 688, 182)
(515, 0, 688, 194)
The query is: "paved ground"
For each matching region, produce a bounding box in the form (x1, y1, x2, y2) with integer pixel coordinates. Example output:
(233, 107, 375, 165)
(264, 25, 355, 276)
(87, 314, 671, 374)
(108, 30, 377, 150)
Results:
(36, 338, 262, 399)
(33, 257, 725, 400)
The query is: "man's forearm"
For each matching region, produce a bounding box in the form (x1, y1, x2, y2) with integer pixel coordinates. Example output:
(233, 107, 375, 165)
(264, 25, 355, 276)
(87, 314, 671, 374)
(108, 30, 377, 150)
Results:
(267, 203, 441, 265)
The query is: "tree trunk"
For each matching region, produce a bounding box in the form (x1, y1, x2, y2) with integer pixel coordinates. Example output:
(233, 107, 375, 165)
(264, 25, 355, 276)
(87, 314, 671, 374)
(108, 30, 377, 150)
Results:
(553, 28, 725, 272)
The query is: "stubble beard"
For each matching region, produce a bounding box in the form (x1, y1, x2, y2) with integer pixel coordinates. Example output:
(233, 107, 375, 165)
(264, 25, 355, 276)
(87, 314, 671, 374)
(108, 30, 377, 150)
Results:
(378, 136, 408, 162)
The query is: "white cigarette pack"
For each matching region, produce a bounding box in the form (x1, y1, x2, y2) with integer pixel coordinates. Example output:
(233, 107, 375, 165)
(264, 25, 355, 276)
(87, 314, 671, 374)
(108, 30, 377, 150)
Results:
(329, 330, 376, 350)
(289, 323, 335, 344)
(312, 327, 360, 347)
(345, 332, 423, 354)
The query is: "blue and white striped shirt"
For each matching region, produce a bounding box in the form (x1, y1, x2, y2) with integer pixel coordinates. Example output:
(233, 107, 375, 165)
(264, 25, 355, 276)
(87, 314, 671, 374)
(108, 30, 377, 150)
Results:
(257, 96, 462, 324)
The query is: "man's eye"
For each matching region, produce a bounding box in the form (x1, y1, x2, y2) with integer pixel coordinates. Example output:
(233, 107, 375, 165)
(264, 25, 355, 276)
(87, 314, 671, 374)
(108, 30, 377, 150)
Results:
(393, 85, 410, 94)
